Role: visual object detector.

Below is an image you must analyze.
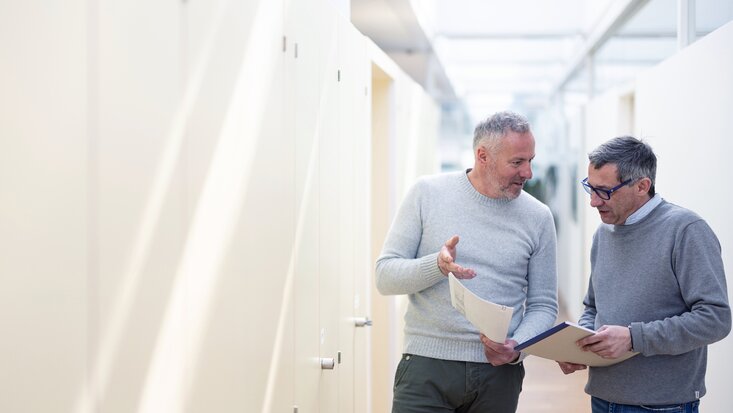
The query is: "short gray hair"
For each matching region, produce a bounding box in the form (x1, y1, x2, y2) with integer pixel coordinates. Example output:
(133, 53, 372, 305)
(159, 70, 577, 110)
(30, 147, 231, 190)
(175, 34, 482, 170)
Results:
(473, 111, 531, 152)
(588, 136, 656, 196)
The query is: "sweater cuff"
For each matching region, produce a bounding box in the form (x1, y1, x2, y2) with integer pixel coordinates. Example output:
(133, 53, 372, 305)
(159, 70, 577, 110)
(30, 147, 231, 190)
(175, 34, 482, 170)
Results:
(419, 252, 446, 285)
(630, 322, 643, 354)
(509, 351, 527, 364)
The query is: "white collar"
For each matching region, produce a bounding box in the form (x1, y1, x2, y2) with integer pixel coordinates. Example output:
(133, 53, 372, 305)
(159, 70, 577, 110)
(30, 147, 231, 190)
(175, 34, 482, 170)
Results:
(624, 194, 662, 225)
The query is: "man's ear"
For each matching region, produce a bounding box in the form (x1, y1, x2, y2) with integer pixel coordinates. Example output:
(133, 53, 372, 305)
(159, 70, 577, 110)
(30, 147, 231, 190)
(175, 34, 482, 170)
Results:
(476, 146, 488, 164)
(636, 177, 652, 195)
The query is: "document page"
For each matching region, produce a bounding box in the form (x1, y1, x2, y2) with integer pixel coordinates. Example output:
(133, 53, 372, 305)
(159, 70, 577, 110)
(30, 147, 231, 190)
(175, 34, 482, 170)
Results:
(448, 272, 513, 342)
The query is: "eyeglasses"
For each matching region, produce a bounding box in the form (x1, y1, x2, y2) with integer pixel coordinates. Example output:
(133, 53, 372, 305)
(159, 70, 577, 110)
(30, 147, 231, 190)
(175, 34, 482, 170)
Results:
(581, 177, 631, 200)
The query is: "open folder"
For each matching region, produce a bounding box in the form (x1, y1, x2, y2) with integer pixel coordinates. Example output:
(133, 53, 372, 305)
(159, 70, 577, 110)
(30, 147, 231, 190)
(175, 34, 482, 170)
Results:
(448, 272, 513, 342)
(515, 322, 638, 367)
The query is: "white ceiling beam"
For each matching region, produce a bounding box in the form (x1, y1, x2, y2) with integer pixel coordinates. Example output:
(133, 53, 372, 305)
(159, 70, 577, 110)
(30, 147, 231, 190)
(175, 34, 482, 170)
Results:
(550, 0, 651, 97)
(677, 0, 696, 49)
(439, 31, 709, 40)
(437, 32, 583, 40)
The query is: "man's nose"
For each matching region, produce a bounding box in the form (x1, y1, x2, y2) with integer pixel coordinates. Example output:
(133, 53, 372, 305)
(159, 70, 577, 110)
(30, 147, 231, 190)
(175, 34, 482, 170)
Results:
(520, 163, 533, 180)
(589, 191, 604, 207)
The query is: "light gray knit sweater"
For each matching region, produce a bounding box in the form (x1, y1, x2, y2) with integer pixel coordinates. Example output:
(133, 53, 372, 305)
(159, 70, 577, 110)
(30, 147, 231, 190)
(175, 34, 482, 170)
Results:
(376, 170, 558, 363)
(580, 200, 731, 404)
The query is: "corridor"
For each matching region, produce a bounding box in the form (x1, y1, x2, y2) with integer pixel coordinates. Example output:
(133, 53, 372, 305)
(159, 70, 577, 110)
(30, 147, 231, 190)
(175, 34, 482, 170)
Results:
(516, 305, 590, 412)
(517, 347, 590, 412)
(2, 1, 732, 412)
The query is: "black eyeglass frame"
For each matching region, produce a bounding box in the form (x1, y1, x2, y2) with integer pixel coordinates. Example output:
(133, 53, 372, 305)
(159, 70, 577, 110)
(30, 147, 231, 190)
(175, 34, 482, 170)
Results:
(581, 177, 632, 200)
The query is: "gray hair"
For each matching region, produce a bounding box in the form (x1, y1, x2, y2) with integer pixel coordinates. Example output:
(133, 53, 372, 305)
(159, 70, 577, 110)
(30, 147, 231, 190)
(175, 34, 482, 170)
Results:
(473, 111, 531, 152)
(588, 136, 656, 196)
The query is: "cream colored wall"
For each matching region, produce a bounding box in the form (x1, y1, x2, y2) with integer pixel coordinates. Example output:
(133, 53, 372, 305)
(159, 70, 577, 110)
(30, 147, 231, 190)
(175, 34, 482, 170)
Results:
(369, 64, 396, 413)
(0, 0, 437, 412)
(577, 21, 733, 410)
(367, 42, 441, 413)
(0, 2, 88, 412)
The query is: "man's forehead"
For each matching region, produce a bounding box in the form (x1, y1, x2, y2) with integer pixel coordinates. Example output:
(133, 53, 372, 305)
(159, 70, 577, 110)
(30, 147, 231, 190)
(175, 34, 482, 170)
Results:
(588, 164, 620, 185)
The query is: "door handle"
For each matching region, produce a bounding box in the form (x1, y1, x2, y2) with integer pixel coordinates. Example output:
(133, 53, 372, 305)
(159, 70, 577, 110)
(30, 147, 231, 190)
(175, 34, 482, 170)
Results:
(320, 358, 335, 370)
(354, 317, 372, 327)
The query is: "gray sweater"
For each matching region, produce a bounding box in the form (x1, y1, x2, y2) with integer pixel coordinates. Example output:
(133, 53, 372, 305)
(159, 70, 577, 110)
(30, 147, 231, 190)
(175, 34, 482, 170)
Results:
(376, 170, 558, 363)
(580, 200, 731, 404)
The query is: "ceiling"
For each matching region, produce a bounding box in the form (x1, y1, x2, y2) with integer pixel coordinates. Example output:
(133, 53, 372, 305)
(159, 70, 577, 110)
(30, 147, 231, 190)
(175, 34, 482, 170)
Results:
(352, 0, 733, 123)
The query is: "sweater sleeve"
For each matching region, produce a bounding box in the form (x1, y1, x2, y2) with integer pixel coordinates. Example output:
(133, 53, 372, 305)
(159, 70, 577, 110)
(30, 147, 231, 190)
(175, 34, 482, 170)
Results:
(375, 181, 446, 295)
(579, 283, 598, 330)
(633, 220, 731, 356)
(510, 208, 559, 344)
(579, 233, 599, 330)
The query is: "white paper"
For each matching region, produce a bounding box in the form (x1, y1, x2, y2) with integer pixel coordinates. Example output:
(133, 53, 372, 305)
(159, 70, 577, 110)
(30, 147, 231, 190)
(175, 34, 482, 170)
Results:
(448, 272, 513, 342)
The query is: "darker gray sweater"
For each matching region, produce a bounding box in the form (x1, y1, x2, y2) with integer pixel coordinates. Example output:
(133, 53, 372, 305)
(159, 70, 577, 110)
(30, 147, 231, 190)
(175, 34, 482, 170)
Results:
(580, 200, 731, 404)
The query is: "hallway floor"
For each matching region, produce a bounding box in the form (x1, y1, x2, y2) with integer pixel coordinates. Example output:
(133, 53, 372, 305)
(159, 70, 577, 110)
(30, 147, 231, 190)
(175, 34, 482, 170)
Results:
(516, 353, 590, 412)
(515, 305, 591, 412)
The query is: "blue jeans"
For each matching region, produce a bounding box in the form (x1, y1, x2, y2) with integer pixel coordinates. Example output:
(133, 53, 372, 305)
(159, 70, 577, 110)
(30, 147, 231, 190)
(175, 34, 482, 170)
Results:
(592, 396, 699, 413)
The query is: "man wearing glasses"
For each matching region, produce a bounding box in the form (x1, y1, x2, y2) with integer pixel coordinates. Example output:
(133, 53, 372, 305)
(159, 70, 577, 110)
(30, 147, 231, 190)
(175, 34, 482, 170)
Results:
(559, 136, 730, 413)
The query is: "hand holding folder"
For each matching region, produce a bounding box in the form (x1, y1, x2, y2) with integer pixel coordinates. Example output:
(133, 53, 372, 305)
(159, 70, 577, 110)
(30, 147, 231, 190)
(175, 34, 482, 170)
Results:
(514, 322, 638, 367)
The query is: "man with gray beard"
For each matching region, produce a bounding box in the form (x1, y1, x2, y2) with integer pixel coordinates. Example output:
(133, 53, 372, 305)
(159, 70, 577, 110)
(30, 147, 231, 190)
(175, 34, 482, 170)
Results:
(376, 111, 558, 413)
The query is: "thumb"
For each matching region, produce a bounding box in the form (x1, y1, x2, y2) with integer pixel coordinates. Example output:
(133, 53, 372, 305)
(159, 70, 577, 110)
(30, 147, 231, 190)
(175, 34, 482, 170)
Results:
(446, 235, 460, 248)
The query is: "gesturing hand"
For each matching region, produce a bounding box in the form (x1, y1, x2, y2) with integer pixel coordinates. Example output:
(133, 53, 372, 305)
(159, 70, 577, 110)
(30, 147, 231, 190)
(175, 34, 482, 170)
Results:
(438, 235, 476, 279)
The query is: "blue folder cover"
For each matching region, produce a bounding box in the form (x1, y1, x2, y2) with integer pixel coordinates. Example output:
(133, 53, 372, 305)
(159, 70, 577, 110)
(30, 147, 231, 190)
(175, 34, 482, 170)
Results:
(515, 322, 578, 351)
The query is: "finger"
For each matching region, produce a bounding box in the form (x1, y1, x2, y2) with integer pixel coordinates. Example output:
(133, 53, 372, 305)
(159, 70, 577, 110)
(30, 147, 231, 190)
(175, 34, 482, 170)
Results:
(561, 363, 583, 374)
(483, 349, 500, 364)
(483, 346, 499, 357)
(585, 342, 605, 353)
(448, 261, 469, 274)
(577, 334, 602, 347)
(439, 247, 454, 263)
(452, 268, 476, 279)
(445, 235, 459, 249)
(480, 335, 499, 347)
(589, 344, 612, 357)
(564, 364, 586, 374)
(559, 365, 574, 374)
(484, 340, 510, 354)
(558, 361, 574, 368)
